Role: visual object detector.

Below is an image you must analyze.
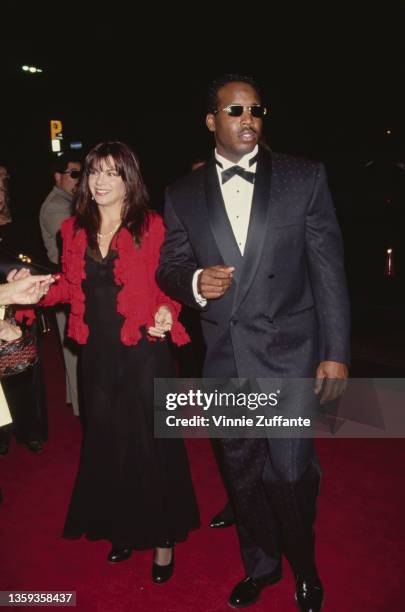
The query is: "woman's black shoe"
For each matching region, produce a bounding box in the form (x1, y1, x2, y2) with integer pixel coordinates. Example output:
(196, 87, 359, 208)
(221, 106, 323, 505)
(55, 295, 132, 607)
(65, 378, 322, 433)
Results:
(107, 547, 132, 563)
(152, 547, 174, 583)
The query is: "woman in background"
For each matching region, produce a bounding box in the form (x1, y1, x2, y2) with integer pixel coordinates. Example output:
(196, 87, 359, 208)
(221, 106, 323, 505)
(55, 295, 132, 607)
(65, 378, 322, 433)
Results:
(41, 141, 199, 583)
(0, 165, 48, 454)
(0, 269, 54, 504)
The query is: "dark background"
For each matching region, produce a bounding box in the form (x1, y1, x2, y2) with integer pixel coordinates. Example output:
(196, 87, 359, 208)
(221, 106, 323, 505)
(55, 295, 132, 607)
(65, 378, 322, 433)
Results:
(0, 4, 403, 322)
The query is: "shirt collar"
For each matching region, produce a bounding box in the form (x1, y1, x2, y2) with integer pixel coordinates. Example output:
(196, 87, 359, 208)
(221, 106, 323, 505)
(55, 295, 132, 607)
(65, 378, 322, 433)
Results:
(215, 145, 259, 171)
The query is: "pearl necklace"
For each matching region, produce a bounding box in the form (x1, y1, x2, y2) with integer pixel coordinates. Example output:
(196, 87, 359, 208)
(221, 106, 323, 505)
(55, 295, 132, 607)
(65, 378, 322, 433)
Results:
(97, 222, 121, 239)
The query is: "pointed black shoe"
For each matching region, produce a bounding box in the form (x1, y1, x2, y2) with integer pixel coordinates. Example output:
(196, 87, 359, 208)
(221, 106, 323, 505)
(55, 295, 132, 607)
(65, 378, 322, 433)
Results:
(107, 547, 132, 563)
(209, 502, 235, 528)
(295, 575, 324, 611)
(152, 548, 174, 584)
(228, 568, 282, 609)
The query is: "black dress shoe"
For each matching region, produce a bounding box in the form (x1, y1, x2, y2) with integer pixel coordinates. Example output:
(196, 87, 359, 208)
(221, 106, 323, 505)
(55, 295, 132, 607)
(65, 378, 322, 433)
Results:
(228, 570, 282, 609)
(26, 440, 43, 453)
(108, 547, 132, 563)
(295, 575, 324, 611)
(152, 547, 174, 584)
(209, 502, 235, 528)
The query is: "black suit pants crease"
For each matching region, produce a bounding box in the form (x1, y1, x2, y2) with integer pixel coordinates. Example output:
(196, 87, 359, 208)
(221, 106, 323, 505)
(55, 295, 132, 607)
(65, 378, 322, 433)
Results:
(218, 435, 321, 580)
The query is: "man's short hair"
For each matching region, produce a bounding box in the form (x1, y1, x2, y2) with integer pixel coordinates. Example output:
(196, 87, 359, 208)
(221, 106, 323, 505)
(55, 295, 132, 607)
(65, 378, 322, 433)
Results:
(52, 153, 82, 175)
(207, 73, 262, 114)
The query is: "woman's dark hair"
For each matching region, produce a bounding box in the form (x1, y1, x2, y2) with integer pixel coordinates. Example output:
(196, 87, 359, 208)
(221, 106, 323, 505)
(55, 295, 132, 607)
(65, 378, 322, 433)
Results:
(74, 141, 149, 248)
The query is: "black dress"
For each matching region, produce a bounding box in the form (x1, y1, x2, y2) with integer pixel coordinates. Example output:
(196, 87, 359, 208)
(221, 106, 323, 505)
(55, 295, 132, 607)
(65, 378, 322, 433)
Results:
(63, 247, 200, 548)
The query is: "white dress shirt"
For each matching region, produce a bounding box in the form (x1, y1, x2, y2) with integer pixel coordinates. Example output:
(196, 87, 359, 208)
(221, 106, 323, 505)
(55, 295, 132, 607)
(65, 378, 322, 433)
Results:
(193, 145, 258, 305)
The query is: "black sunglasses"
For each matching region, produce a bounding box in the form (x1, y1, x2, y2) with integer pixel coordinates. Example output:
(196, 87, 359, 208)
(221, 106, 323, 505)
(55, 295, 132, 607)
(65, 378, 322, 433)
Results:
(214, 104, 268, 118)
(63, 170, 81, 179)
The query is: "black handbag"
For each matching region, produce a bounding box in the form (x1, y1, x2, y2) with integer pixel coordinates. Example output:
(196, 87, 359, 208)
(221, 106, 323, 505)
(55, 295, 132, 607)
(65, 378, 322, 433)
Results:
(0, 307, 38, 377)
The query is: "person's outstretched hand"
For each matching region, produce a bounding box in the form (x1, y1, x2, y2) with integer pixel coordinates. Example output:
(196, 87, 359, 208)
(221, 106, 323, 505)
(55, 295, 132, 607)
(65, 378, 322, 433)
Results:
(3, 268, 55, 305)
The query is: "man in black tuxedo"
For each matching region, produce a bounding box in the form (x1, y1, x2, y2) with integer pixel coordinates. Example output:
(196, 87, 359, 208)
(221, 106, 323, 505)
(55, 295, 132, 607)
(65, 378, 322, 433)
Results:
(157, 74, 350, 610)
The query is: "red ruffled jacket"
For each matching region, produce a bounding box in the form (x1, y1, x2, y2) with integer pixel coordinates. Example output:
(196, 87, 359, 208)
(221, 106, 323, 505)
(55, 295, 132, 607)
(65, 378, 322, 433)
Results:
(39, 213, 189, 347)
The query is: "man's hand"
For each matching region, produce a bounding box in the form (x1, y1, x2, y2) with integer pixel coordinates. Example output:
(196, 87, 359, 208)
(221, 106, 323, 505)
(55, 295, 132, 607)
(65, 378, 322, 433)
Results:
(3, 268, 55, 305)
(314, 360, 348, 404)
(198, 265, 235, 300)
(148, 305, 173, 339)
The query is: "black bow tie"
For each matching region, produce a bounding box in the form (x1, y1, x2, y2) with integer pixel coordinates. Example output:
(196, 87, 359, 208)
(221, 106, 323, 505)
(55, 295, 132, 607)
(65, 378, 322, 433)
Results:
(216, 152, 258, 185)
(221, 165, 255, 184)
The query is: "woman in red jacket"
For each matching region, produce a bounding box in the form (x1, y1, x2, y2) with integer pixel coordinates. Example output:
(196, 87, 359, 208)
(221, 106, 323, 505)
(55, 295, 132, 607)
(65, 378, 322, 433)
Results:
(42, 141, 199, 582)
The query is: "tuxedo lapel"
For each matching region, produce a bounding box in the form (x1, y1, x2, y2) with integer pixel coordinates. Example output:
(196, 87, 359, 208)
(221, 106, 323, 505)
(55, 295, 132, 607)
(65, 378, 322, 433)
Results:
(232, 148, 273, 314)
(203, 156, 243, 282)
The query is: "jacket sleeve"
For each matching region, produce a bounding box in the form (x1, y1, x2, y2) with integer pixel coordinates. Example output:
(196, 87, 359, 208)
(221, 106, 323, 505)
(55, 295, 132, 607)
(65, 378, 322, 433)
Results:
(147, 214, 189, 346)
(156, 190, 202, 308)
(305, 163, 351, 365)
(40, 273, 69, 306)
(39, 200, 67, 265)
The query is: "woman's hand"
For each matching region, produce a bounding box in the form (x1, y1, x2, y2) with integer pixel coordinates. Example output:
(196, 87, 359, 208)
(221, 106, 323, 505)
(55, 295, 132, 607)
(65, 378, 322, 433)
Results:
(0, 319, 22, 342)
(7, 268, 31, 282)
(147, 305, 173, 339)
(2, 268, 55, 305)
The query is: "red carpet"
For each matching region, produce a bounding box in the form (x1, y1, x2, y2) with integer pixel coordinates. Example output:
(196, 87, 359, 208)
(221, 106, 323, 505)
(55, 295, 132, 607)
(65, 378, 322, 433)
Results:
(0, 330, 404, 611)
